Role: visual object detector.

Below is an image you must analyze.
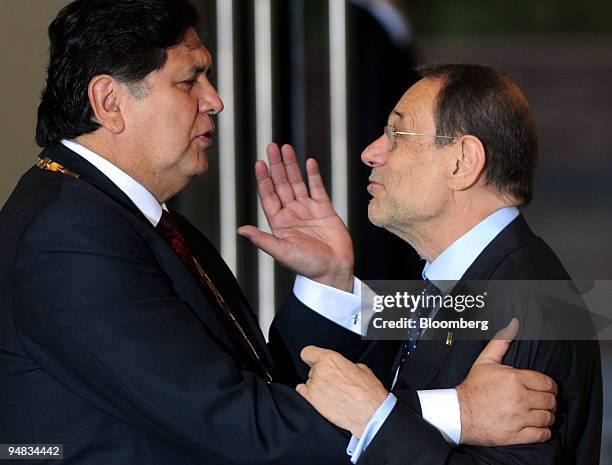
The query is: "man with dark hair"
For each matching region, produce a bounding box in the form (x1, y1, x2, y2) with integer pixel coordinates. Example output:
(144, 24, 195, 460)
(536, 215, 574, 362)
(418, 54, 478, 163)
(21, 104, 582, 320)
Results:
(36, 0, 201, 147)
(1, 1, 351, 463)
(244, 64, 602, 464)
(0, 1, 564, 463)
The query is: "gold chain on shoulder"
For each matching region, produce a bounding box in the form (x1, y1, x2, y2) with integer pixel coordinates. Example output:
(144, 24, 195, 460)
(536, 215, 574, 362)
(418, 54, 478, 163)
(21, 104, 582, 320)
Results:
(192, 256, 274, 383)
(34, 155, 272, 381)
(36, 157, 80, 178)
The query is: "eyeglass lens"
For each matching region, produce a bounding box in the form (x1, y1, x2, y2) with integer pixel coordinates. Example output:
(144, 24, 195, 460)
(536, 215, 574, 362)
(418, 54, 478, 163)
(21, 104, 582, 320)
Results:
(384, 125, 395, 150)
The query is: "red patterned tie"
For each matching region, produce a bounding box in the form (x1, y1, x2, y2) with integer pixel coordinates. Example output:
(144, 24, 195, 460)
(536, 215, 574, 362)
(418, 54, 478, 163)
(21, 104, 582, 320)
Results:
(156, 210, 200, 277)
(155, 209, 274, 383)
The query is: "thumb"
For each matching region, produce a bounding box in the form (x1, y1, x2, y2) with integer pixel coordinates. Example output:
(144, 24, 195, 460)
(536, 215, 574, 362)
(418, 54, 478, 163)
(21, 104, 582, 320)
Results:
(296, 383, 312, 403)
(300, 345, 325, 366)
(474, 318, 520, 365)
(237, 225, 283, 256)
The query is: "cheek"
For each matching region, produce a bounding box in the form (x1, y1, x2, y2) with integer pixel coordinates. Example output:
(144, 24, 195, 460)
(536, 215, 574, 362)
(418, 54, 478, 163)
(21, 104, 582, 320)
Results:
(386, 161, 440, 205)
(172, 113, 198, 142)
(153, 94, 199, 138)
(385, 161, 417, 198)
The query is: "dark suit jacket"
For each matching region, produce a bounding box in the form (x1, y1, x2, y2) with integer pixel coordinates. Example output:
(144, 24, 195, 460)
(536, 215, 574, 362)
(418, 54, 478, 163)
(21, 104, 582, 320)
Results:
(271, 215, 602, 465)
(0, 144, 353, 465)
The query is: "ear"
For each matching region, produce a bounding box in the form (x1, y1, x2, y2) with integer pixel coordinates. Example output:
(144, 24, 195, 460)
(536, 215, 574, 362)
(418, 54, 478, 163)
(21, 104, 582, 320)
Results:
(87, 75, 126, 134)
(447, 135, 486, 191)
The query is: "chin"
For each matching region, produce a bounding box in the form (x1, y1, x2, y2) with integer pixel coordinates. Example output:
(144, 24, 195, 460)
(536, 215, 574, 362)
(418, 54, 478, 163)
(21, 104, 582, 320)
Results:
(193, 151, 209, 175)
(197, 161, 209, 175)
(367, 203, 386, 228)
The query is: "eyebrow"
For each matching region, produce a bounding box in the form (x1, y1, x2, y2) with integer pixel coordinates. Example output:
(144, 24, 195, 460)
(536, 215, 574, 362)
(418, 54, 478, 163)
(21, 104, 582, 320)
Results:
(189, 65, 212, 77)
(184, 65, 212, 77)
(389, 110, 413, 129)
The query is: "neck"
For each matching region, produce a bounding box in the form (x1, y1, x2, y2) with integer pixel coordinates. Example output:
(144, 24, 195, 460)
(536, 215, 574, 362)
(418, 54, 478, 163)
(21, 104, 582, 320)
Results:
(73, 134, 169, 203)
(394, 194, 515, 262)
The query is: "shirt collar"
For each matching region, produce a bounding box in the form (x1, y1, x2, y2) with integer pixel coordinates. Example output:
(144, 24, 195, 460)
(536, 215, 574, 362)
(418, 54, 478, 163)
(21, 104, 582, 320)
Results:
(423, 206, 519, 292)
(61, 139, 166, 226)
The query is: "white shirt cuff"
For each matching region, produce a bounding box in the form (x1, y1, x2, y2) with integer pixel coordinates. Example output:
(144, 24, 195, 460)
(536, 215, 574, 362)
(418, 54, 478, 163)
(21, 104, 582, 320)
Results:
(417, 388, 461, 445)
(293, 275, 363, 335)
(346, 393, 396, 463)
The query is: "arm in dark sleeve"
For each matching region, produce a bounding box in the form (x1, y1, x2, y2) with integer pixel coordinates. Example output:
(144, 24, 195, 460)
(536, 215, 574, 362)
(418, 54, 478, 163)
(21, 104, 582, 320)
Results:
(13, 199, 350, 465)
(359, 337, 601, 465)
(358, 397, 562, 465)
(270, 292, 400, 384)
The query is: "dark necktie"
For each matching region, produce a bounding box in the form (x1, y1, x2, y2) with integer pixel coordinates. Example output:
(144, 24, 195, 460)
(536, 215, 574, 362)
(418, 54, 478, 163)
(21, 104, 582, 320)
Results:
(398, 280, 441, 370)
(156, 209, 273, 382)
(156, 210, 201, 277)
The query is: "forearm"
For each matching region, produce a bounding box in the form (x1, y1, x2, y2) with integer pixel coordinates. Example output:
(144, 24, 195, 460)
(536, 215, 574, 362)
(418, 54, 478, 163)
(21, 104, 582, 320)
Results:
(270, 291, 365, 382)
(359, 400, 561, 465)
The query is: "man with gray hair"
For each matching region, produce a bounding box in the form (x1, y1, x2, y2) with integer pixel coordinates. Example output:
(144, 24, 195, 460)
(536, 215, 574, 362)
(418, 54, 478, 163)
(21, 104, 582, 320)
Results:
(245, 64, 602, 464)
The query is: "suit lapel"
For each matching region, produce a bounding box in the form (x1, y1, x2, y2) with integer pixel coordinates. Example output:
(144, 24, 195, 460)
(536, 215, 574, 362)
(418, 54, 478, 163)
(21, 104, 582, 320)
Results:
(41, 144, 150, 225)
(174, 212, 273, 365)
(145, 230, 242, 358)
(40, 144, 244, 361)
(397, 214, 537, 389)
(395, 339, 454, 390)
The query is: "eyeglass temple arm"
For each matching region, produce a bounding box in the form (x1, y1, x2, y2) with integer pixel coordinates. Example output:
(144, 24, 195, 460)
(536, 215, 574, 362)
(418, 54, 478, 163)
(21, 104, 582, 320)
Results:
(394, 130, 457, 140)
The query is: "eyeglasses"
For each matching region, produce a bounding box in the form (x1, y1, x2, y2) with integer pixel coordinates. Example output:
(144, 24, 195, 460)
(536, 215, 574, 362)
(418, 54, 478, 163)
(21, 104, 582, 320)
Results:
(384, 125, 457, 151)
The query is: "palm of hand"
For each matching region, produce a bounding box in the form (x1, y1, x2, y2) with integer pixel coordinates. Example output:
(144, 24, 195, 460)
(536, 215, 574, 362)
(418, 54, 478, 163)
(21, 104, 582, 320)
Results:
(238, 143, 355, 289)
(268, 197, 353, 279)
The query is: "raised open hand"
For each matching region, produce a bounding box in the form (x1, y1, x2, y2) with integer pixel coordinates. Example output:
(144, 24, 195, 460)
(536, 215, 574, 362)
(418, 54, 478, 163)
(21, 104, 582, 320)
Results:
(238, 143, 354, 292)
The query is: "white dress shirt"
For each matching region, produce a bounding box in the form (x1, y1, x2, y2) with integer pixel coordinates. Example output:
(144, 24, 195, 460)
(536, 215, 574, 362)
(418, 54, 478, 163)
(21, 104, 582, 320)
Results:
(297, 206, 519, 462)
(61, 139, 166, 226)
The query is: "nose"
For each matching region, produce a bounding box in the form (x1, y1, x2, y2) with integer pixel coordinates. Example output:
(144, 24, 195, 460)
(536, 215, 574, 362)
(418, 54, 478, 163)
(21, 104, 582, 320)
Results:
(361, 133, 388, 167)
(198, 80, 224, 116)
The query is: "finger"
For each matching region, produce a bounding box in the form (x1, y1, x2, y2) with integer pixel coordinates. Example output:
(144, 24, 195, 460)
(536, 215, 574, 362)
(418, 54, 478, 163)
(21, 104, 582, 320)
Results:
(495, 318, 520, 341)
(512, 427, 551, 445)
(254, 159, 282, 218)
(296, 383, 312, 402)
(474, 318, 520, 365)
(267, 143, 295, 207)
(236, 226, 285, 257)
(525, 391, 557, 412)
(300, 345, 327, 366)
(526, 410, 555, 428)
(519, 370, 558, 395)
(281, 144, 309, 200)
(306, 158, 331, 202)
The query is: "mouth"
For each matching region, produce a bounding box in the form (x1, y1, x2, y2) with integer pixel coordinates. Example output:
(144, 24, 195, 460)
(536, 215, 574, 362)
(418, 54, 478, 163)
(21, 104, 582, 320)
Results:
(367, 177, 383, 194)
(195, 127, 215, 147)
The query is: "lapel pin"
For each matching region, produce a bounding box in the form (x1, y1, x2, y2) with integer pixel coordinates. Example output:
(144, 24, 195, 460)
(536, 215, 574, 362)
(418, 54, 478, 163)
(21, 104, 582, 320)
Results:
(445, 331, 454, 346)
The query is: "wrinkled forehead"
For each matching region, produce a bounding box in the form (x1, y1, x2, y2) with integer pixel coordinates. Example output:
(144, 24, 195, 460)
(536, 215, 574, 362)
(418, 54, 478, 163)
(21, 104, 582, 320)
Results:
(390, 78, 443, 130)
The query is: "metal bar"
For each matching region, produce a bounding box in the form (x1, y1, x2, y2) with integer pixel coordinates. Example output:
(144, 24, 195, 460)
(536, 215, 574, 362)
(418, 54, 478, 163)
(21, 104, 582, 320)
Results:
(254, 0, 275, 337)
(216, 0, 237, 273)
(329, 0, 349, 224)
